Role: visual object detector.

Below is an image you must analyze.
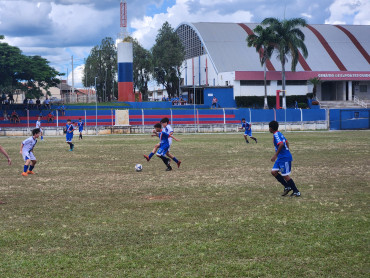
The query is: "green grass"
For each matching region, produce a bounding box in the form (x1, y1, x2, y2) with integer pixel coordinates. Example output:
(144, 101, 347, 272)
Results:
(0, 131, 369, 277)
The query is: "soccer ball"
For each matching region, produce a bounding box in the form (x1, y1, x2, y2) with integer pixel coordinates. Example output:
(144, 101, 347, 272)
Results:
(135, 164, 143, 172)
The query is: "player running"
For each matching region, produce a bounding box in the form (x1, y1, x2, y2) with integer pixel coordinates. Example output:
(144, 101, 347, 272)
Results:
(269, 120, 300, 197)
(144, 123, 181, 171)
(238, 118, 257, 144)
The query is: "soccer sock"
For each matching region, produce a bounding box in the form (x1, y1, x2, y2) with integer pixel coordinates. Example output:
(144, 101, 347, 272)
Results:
(24, 165, 29, 173)
(160, 156, 169, 166)
(275, 173, 288, 187)
(287, 179, 299, 193)
(41, 136, 43, 140)
(29, 165, 34, 171)
(172, 157, 179, 163)
(148, 152, 154, 159)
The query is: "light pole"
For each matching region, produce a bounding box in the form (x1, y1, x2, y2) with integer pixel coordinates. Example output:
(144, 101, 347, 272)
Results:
(95, 76, 98, 135)
(193, 75, 196, 126)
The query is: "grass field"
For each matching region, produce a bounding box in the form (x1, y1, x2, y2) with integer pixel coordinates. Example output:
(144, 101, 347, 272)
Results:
(0, 131, 369, 277)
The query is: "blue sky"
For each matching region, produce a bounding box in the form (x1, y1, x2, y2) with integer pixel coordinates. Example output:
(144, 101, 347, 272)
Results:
(0, 0, 369, 87)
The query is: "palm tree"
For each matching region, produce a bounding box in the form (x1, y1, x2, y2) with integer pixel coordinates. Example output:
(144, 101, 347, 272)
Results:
(308, 77, 321, 100)
(247, 25, 276, 109)
(262, 17, 308, 109)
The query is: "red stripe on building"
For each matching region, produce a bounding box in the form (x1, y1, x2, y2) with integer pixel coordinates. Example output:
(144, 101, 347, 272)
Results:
(334, 25, 370, 64)
(298, 52, 312, 71)
(306, 25, 347, 71)
(238, 23, 276, 71)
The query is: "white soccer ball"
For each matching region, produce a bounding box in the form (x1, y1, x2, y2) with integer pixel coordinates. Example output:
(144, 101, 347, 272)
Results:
(135, 164, 143, 172)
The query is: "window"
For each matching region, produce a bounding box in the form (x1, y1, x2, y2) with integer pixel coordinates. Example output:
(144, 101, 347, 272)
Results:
(277, 80, 307, 86)
(240, 80, 270, 86)
(359, 85, 367, 92)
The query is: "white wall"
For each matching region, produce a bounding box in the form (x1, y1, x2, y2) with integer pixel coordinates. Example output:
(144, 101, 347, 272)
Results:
(235, 81, 310, 97)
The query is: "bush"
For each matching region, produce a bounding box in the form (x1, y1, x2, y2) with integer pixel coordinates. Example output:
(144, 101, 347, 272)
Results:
(298, 103, 308, 109)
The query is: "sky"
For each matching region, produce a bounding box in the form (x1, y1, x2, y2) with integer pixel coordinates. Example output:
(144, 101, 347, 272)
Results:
(0, 0, 369, 88)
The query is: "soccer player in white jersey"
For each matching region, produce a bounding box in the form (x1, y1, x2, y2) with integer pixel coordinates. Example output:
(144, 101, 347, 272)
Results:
(20, 128, 41, 176)
(36, 117, 43, 140)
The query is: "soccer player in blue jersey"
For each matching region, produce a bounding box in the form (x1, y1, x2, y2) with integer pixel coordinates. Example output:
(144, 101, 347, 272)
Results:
(239, 118, 257, 144)
(269, 121, 301, 197)
(65, 119, 75, 151)
(20, 128, 40, 176)
(78, 118, 84, 140)
(144, 118, 182, 168)
(144, 123, 180, 171)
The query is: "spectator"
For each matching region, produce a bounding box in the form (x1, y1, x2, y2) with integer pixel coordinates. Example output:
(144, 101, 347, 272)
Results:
(47, 111, 55, 123)
(1, 92, 6, 104)
(23, 97, 28, 105)
(58, 104, 66, 116)
(180, 97, 186, 105)
(36, 98, 41, 110)
(211, 96, 218, 108)
(3, 110, 9, 121)
(11, 110, 20, 123)
(8, 92, 14, 104)
(294, 100, 298, 109)
(44, 97, 51, 109)
(28, 99, 34, 109)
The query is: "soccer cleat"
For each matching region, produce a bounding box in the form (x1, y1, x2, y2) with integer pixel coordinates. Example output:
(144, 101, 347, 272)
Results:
(246, 140, 249, 144)
(21, 172, 28, 176)
(27, 171, 35, 175)
(254, 138, 258, 143)
(71, 144, 74, 151)
(144, 155, 150, 162)
(166, 166, 173, 171)
(281, 187, 292, 196)
(290, 192, 301, 197)
(177, 160, 181, 168)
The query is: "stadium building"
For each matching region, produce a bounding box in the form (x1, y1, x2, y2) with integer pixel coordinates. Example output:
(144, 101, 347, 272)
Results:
(175, 22, 370, 107)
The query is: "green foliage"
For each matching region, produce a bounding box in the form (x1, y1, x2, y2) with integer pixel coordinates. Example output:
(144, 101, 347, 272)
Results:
(0, 38, 61, 99)
(152, 21, 185, 98)
(298, 102, 308, 109)
(236, 95, 309, 108)
(132, 38, 152, 101)
(83, 37, 117, 102)
(261, 17, 308, 92)
(308, 77, 321, 99)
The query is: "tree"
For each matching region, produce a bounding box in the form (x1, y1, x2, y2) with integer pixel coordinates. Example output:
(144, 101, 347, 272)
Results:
(132, 38, 152, 101)
(152, 22, 185, 98)
(83, 37, 117, 102)
(0, 37, 61, 99)
(247, 25, 276, 109)
(262, 17, 308, 109)
(308, 77, 320, 100)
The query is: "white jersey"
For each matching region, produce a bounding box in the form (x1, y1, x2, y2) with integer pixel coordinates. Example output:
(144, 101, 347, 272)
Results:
(22, 136, 37, 154)
(36, 120, 41, 129)
(164, 125, 174, 145)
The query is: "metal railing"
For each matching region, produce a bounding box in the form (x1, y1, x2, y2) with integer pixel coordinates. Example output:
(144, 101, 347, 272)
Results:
(353, 96, 368, 108)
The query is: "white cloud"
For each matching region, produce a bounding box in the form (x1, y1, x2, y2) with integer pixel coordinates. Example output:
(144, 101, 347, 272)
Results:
(325, 0, 370, 25)
(131, 0, 253, 49)
(68, 64, 85, 89)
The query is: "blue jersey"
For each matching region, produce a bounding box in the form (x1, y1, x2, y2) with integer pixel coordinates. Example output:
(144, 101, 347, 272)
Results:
(241, 122, 251, 130)
(66, 123, 74, 133)
(273, 131, 292, 162)
(78, 121, 84, 131)
(159, 131, 170, 148)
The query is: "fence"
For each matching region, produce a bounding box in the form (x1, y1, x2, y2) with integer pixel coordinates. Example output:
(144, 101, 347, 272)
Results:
(329, 109, 370, 130)
(0, 107, 335, 135)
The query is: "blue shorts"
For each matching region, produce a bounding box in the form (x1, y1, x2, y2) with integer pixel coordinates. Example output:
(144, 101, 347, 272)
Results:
(244, 129, 252, 136)
(272, 160, 292, 176)
(66, 133, 74, 142)
(79, 128, 83, 132)
(156, 146, 169, 157)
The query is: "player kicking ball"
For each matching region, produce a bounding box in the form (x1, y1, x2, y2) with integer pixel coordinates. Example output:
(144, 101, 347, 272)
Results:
(239, 118, 257, 144)
(20, 128, 40, 176)
(269, 121, 301, 197)
(144, 123, 181, 171)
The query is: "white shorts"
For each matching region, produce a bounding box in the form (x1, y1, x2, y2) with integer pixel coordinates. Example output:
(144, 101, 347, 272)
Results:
(22, 151, 36, 161)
